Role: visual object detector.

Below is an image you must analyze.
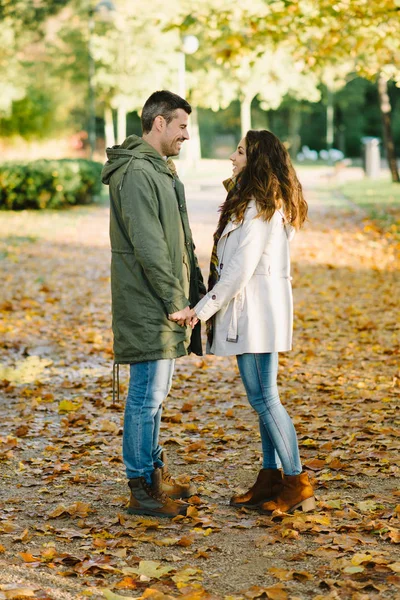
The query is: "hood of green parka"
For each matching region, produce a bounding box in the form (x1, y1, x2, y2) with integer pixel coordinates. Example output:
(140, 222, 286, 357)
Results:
(101, 134, 171, 185)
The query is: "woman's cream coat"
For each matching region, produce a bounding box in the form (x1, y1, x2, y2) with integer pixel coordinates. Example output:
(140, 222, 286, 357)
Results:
(194, 200, 295, 356)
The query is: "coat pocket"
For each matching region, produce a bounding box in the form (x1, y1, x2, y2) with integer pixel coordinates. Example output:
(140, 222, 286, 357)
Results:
(254, 264, 272, 276)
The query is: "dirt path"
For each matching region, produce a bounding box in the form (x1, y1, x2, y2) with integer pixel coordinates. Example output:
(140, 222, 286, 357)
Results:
(0, 168, 399, 599)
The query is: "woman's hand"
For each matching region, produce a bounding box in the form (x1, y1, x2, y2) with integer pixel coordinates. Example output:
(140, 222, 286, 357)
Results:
(188, 308, 199, 328)
(168, 307, 198, 328)
(168, 306, 193, 327)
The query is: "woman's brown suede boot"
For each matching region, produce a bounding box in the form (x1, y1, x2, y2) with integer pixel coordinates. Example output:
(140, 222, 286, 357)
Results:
(230, 468, 283, 509)
(259, 471, 315, 514)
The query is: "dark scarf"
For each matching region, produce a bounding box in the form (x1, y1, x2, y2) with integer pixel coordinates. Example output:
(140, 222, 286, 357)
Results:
(166, 157, 178, 177)
(206, 177, 239, 345)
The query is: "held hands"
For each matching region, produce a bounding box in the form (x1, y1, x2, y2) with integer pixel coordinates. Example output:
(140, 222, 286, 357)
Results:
(189, 309, 199, 328)
(168, 306, 198, 328)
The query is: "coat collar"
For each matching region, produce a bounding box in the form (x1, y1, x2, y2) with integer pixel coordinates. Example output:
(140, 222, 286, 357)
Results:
(220, 218, 242, 239)
(219, 199, 257, 239)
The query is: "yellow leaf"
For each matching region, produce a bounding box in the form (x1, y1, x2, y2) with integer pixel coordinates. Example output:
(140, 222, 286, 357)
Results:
(48, 501, 91, 518)
(0, 356, 52, 384)
(1, 587, 36, 599)
(141, 590, 173, 600)
(99, 419, 119, 433)
(325, 499, 342, 510)
(281, 529, 299, 539)
(155, 537, 179, 547)
(351, 553, 373, 566)
(172, 567, 203, 584)
(126, 560, 175, 579)
(102, 591, 136, 600)
(356, 500, 379, 512)
(300, 438, 317, 447)
(388, 562, 400, 573)
(343, 565, 364, 574)
(307, 514, 331, 525)
(268, 568, 292, 581)
(58, 399, 81, 413)
(265, 586, 288, 600)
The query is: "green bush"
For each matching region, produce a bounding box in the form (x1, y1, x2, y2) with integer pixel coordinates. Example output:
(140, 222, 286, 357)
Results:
(0, 159, 103, 210)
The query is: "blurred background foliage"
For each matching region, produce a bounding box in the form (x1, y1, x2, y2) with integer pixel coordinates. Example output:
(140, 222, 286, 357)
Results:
(0, 0, 399, 175)
(0, 159, 103, 210)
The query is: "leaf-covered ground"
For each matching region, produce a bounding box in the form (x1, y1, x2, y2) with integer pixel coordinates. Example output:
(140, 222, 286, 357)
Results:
(0, 165, 399, 600)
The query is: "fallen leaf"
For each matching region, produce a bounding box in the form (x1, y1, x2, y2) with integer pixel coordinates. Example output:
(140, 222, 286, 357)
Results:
(103, 591, 136, 600)
(124, 560, 175, 579)
(0, 586, 37, 599)
(48, 501, 92, 518)
(244, 585, 288, 600)
(19, 552, 38, 563)
(58, 399, 82, 413)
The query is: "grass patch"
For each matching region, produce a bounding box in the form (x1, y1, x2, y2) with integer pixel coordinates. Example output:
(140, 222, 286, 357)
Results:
(4, 235, 38, 245)
(339, 178, 400, 234)
(0, 190, 109, 245)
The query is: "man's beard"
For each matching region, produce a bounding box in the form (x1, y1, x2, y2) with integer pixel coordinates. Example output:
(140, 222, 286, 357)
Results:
(162, 139, 183, 158)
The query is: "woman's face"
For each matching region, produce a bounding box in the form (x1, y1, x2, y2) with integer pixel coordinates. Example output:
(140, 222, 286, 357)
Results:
(230, 137, 247, 177)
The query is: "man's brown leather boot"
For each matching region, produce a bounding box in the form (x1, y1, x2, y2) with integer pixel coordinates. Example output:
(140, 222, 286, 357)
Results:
(128, 468, 188, 518)
(159, 451, 196, 499)
(230, 468, 283, 509)
(259, 471, 315, 514)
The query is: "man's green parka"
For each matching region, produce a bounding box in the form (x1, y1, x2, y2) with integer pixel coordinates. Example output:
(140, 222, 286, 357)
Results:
(101, 135, 205, 364)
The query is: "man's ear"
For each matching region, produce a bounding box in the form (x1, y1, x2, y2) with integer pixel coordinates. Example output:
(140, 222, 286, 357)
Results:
(153, 115, 165, 132)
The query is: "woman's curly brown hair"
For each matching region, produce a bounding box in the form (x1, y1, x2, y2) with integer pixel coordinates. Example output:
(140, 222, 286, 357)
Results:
(216, 130, 308, 239)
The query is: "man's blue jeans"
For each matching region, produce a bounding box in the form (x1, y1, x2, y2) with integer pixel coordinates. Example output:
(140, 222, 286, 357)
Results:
(123, 359, 175, 484)
(236, 353, 302, 476)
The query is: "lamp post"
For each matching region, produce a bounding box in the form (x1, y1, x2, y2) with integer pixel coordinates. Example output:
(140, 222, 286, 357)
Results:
(88, 0, 115, 160)
(178, 35, 199, 98)
(178, 35, 200, 166)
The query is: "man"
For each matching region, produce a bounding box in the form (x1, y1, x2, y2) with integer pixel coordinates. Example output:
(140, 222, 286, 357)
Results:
(101, 91, 205, 518)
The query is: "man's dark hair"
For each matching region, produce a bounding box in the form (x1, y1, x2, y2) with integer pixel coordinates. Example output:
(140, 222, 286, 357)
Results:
(141, 90, 192, 134)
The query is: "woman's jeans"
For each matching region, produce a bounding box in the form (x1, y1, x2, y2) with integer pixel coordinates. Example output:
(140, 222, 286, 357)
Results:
(123, 359, 175, 484)
(237, 353, 302, 476)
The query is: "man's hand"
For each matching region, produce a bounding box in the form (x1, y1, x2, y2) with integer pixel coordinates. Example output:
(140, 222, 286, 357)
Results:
(169, 307, 199, 328)
(168, 306, 193, 327)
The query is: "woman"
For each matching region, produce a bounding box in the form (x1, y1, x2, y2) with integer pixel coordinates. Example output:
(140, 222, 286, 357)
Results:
(190, 130, 315, 514)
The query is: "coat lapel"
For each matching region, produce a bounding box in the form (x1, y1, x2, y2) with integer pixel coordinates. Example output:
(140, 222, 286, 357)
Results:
(220, 218, 242, 239)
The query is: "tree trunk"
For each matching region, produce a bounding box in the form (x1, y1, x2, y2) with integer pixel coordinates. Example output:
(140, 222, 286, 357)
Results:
(117, 105, 127, 143)
(188, 106, 201, 165)
(104, 106, 115, 150)
(288, 104, 301, 160)
(326, 86, 334, 161)
(377, 74, 400, 182)
(179, 105, 201, 169)
(240, 96, 253, 139)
